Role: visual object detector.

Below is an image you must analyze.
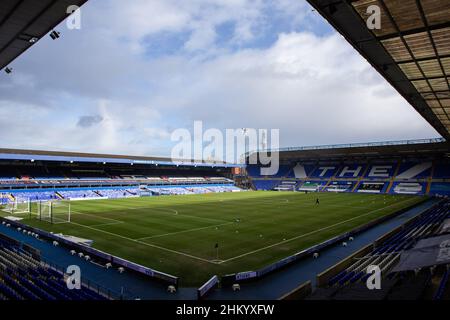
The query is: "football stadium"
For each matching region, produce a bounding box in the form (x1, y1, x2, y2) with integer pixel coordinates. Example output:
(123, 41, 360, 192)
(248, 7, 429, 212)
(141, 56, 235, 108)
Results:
(0, 0, 450, 306)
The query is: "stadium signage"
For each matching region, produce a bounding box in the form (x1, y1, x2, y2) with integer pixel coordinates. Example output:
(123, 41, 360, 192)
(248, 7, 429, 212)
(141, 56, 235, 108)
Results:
(197, 275, 219, 299)
(235, 271, 257, 281)
(112, 256, 155, 277)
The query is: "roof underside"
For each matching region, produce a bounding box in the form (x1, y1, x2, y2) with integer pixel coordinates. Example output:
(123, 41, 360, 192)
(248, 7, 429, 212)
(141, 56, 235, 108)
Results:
(277, 141, 450, 161)
(0, 0, 88, 70)
(0, 148, 236, 167)
(307, 0, 450, 140)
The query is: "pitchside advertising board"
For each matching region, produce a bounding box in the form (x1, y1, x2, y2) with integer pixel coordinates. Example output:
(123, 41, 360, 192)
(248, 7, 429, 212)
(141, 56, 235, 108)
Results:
(109, 256, 178, 285)
(197, 275, 219, 298)
(236, 271, 258, 281)
(112, 256, 155, 277)
(230, 234, 348, 282)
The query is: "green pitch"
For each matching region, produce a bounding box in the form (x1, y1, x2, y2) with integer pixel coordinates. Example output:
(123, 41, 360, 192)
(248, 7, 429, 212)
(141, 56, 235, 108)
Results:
(3, 191, 425, 286)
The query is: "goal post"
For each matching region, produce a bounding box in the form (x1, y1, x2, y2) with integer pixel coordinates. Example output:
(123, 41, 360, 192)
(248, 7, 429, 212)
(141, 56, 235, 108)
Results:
(38, 200, 71, 224)
(2, 198, 31, 216)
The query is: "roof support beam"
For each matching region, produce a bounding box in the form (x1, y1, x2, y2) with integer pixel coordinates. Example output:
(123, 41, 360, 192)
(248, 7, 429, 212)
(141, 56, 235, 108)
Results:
(396, 54, 450, 65)
(376, 0, 448, 121)
(377, 21, 450, 41)
(0, 0, 89, 70)
(415, 0, 450, 93)
(0, 0, 59, 57)
(407, 75, 448, 82)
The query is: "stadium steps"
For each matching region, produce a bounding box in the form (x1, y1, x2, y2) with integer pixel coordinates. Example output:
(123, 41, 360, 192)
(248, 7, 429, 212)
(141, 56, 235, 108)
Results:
(94, 190, 103, 197)
(426, 162, 435, 195)
(351, 181, 361, 192)
(285, 166, 295, 179)
(248, 177, 257, 190)
(386, 160, 402, 194)
(385, 180, 395, 194)
(322, 164, 343, 191)
(351, 164, 371, 192)
(54, 192, 64, 200)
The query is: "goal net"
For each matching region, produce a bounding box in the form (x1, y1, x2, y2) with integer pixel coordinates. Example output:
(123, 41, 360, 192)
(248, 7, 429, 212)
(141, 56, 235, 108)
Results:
(38, 200, 71, 224)
(2, 199, 31, 216)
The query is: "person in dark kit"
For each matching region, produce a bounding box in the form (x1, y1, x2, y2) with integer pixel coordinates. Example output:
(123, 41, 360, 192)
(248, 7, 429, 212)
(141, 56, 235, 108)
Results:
(316, 198, 320, 205)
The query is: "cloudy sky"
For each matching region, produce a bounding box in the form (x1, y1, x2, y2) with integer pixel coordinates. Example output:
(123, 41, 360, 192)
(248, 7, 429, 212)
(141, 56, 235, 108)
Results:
(0, 0, 440, 159)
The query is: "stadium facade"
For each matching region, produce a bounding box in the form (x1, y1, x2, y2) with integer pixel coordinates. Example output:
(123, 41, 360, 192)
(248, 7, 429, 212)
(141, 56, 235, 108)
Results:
(0, 147, 240, 205)
(247, 138, 450, 196)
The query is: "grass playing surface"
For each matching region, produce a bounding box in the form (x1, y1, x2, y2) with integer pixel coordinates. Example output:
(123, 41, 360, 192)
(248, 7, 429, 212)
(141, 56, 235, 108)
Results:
(2, 191, 426, 286)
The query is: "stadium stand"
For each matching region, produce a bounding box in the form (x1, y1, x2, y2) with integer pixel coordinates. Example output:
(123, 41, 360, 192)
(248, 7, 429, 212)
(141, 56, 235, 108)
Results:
(57, 190, 101, 200)
(0, 148, 239, 205)
(247, 140, 450, 196)
(95, 189, 139, 199)
(0, 238, 106, 300)
(0, 183, 241, 203)
(305, 200, 450, 300)
(251, 180, 277, 191)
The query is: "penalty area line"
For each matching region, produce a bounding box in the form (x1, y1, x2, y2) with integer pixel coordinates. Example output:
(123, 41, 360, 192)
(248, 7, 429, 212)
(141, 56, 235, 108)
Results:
(65, 220, 216, 264)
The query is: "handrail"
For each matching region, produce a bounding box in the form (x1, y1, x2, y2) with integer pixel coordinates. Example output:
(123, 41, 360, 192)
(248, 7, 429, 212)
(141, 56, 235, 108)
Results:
(247, 138, 445, 155)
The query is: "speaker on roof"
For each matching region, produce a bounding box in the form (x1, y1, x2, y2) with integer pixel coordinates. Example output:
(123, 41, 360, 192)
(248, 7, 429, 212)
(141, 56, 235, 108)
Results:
(50, 30, 61, 40)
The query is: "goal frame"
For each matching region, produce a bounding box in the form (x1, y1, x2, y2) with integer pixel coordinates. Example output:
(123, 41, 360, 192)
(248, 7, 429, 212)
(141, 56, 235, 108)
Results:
(38, 200, 71, 224)
(1, 198, 31, 216)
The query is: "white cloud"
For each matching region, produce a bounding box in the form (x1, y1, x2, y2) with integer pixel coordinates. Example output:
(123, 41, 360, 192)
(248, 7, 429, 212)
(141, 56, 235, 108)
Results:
(99, 0, 268, 53)
(137, 32, 438, 147)
(0, 0, 439, 157)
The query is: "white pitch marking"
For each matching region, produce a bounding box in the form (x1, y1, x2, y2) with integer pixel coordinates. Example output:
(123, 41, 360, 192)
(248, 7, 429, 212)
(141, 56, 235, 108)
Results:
(70, 209, 124, 224)
(136, 221, 235, 240)
(82, 201, 228, 224)
(120, 207, 229, 224)
(65, 220, 216, 264)
(90, 221, 125, 227)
